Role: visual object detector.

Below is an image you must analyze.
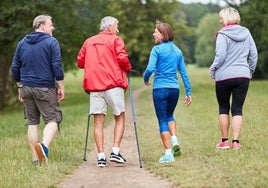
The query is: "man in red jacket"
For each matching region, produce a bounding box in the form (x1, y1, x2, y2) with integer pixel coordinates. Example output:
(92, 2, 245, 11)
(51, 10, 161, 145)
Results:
(77, 16, 132, 167)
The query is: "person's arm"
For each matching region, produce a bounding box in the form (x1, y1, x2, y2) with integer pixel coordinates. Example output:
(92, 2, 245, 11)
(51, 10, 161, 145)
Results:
(116, 37, 132, 72)
(16, 82, 23, 102)
(143, 48, 157, 85)
(57, 80, 64, 102)
(11, 42, 23, 102)
(248, 34, 258, 78)
(177, 52, 192, 107)
(77, 42, 86, 69)
(209, 34, 227, 78)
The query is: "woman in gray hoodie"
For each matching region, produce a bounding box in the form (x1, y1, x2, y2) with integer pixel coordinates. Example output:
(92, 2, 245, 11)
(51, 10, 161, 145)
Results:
(209, 7, 258, 150)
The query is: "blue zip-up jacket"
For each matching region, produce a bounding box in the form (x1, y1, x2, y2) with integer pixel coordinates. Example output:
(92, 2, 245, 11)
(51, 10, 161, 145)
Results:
(11, 32, 64, 88)
(210, 25, 258, 81)
(143, 41, 192, 96)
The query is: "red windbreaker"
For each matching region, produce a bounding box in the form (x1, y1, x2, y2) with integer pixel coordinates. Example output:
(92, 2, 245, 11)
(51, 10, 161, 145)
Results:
(77, 31, 132, 93)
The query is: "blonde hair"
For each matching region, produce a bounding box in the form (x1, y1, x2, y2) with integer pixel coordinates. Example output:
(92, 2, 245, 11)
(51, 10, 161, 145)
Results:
(33, 15, 52, 29)
(219, 7, 240, 25)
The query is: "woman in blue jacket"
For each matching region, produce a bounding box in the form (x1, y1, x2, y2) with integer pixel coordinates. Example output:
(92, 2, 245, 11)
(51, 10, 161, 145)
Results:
(143, 21, 192, 163)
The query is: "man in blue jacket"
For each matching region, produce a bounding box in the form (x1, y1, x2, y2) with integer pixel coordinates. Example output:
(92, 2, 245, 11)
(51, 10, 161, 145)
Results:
(11, 15, 64, 165)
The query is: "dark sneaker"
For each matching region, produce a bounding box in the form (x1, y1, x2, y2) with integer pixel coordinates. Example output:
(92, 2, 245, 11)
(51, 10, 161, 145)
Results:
(35, 143, 49, 164)
(32, 160, 39, 165)
(171, 139, 182, 157)
(97, 158, 107, 167)
(172, 144, 182, 157)
(110, 152, 126, 164)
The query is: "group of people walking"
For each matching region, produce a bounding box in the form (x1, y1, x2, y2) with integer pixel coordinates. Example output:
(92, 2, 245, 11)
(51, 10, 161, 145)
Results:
(11, 7, 257, 167)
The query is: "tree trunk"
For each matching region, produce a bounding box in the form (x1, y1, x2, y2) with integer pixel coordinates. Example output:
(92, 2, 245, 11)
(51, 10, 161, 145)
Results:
(0, 54, 7, 111)
(0, 53, 14, 111)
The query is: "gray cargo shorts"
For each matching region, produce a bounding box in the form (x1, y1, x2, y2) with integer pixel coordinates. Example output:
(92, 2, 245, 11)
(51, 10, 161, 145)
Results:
(20, 86, 62, 125)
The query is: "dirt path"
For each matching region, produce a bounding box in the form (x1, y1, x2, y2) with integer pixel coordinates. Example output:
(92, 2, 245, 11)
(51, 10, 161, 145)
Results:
(59, 86, 176, 188)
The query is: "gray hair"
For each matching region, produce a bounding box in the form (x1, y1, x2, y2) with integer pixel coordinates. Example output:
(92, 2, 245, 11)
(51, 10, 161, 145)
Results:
(100, 16, 118, 31)
(33, 15, 52, 29)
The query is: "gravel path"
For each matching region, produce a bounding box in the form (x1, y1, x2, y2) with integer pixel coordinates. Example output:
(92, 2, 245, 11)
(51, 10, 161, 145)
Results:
(59, 86, 176, 188)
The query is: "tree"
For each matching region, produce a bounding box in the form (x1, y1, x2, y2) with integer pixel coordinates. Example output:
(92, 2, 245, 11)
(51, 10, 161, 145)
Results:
(0, 0, 101, 111)
(194, 13, 221, 67)
(239, 0, 268, 79)
(104, 0, 191, 74)
(179, 3, 221, 64)
(0, 0, 192, 111)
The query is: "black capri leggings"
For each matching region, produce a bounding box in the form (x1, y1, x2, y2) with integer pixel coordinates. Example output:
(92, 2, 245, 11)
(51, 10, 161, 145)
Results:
(216, 78, 249, 116)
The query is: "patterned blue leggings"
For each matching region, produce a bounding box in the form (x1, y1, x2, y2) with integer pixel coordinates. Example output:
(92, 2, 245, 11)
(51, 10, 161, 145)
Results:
(153, 88, 179, 133)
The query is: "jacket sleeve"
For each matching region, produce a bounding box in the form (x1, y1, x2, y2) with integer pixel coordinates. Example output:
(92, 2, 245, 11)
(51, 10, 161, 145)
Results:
(209, 34, 227, 77)
(77, 41, 86, 69)
(11, 41, 23, 82)
(115, 37, 132, 72)
(51, 38, 64, 81)
(178, 54, 192, 96)
(248, 34, 258, 76)
(143, 48, 157, 82)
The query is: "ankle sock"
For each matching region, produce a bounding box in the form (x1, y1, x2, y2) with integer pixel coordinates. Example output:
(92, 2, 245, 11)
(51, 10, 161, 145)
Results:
(171, 136, 179, 145)
(222, 138, 228, 142)
(232, 140, 239, 143)
(112, 147, 120, 155)
(165, 149, 172, 155)
(97, 152, 105, 160)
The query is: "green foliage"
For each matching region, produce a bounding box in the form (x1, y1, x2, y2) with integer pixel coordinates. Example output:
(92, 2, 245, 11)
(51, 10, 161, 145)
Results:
(138, 65, 268, 187)
(179, 3, 221, 64)
(0, 0, 193, 110)
(182, 3, 210, 27)
(195, 13, 221, 67)
(2, 0, 268, 111)
(103, 0, 191, 74)
(0, 0, 97, 110)
(0, 67, 267, 187)
(0, 0, 44, 110)
(239, 0, 268, 79)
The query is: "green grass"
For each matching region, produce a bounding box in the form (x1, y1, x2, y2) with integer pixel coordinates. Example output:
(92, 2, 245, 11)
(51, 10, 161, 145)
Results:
(0, 66, 267, 187)
(138, 65, 268, 187)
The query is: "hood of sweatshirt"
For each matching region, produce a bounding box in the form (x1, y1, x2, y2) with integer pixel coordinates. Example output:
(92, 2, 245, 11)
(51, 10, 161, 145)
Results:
(24, 32, 51, 44)
(218, 24, 250, 42)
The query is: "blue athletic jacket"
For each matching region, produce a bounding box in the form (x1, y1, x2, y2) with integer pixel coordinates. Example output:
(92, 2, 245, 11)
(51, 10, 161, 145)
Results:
(143, 41, 192, 96)
(11, 32, 64, 88)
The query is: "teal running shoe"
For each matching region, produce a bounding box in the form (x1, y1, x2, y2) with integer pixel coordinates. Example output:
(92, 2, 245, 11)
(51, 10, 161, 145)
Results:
(159, 154, 175, 163)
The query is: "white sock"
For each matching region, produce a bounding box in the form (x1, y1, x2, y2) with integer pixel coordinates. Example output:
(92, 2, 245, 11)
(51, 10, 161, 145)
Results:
(165, 149, 172, 155)
(171, 136, 179, 145)
(97, 152, 105, 160)
(112, 147, 120, 155)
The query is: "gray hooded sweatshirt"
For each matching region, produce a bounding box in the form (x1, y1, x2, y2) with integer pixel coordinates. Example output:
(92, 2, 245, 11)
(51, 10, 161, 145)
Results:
(209, 24, 258, 82)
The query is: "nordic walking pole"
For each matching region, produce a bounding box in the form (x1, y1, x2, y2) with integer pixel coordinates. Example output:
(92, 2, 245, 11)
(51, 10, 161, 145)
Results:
(83, 104, 90, 161)
(128, 73, 142, 168)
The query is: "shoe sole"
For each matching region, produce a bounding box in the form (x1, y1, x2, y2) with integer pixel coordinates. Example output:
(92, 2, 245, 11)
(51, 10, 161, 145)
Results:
(172, 145, 182, 157)
(159, 159, 175, 163)
(110, 158, 126, 164)
(97, 164, 107, 167)
(35, 143, 48, 164)
(216, 146, 230, 149)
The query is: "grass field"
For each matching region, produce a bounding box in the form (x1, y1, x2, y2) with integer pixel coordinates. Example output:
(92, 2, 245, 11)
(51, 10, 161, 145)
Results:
(0, 66, 267, 187)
